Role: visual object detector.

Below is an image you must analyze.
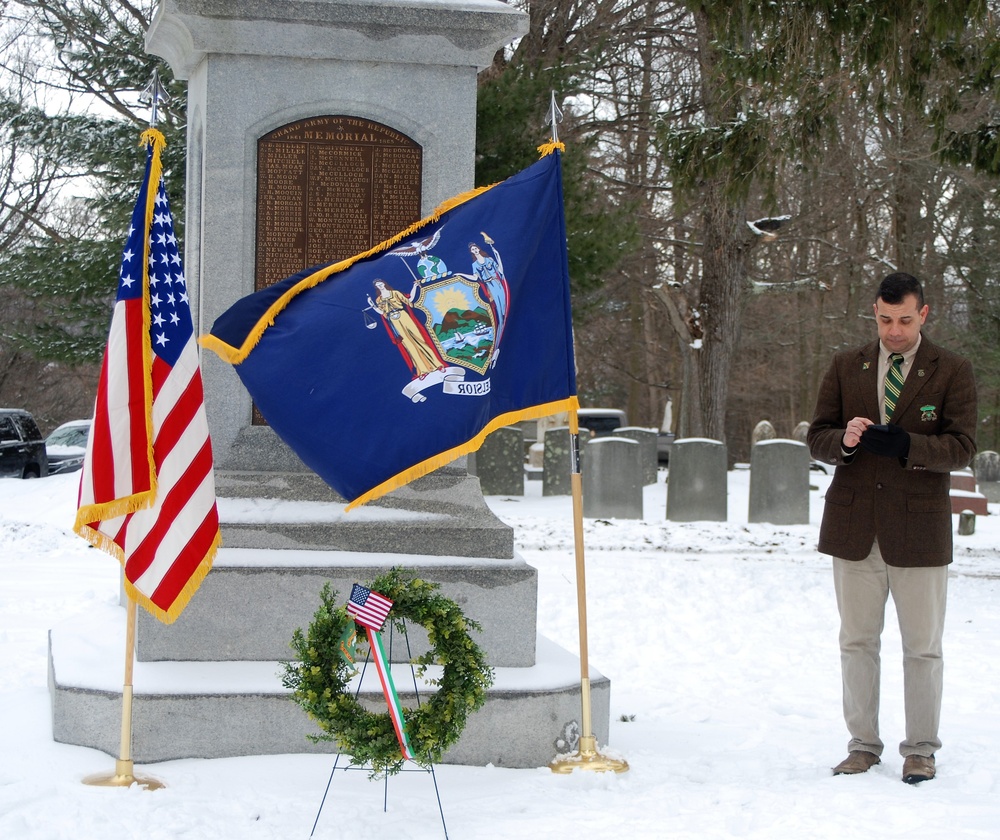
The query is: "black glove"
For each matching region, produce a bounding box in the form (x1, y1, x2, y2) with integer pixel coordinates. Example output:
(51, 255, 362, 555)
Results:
(859, 423, 911, 459)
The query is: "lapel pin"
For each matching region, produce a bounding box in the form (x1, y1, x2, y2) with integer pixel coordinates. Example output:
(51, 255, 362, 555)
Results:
(862, 362, 870, 370)
(917, 369, 925, 377)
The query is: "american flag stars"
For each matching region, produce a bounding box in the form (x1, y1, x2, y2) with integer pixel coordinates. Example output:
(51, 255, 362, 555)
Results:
(128, 182, 191, 367)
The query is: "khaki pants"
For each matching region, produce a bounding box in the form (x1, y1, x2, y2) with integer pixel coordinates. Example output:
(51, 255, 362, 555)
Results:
(833, 541, 948, 758)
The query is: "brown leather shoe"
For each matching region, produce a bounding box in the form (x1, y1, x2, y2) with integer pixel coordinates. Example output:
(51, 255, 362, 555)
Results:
(902, 754, 936, 784)
(832, 750, 881, 775)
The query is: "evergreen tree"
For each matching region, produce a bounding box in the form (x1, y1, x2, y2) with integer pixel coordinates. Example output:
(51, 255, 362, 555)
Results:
(0, 0, 185, 366)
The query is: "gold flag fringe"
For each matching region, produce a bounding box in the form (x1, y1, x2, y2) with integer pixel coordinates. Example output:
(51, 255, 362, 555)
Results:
(127, 529, 222, 624)
(345, 396, 579, 510)
(74, 523, 222, 625)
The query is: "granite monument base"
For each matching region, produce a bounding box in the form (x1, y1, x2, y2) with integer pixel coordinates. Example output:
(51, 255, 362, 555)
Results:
(49, 606, 608, 769)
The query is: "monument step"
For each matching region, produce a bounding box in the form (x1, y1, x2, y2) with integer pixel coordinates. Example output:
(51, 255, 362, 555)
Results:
(49, 606, 608, 769)
(215, 471, 515, 558)
(135, 548, 538, 668)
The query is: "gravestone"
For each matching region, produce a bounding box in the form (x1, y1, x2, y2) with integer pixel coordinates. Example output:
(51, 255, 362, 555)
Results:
(958, 511, 976, 536)
(468, 426, 524, 496)
(583, 438, 643, 519)
(791, 421, 810, 444)
(50, 1, 615, 771)
(542, 426, 574, 496)
(666, 439, 728, 522)
(973, 450, 1000, 481)
(751, 419, 777, 446)
(611, 426, 658, 486)
(973, 450, 1000, 503)
(748, 439, 810, 524)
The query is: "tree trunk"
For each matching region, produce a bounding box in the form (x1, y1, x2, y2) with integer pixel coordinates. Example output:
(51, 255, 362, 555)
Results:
(688, 7, 754, 444)
(698, 189, 753, 442)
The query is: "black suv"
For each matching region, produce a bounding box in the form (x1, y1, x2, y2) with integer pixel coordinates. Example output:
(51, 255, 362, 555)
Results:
(0, 409, 48, 478)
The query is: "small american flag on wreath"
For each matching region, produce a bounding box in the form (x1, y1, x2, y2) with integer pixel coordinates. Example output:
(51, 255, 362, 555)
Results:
(346, 583, 393, 630)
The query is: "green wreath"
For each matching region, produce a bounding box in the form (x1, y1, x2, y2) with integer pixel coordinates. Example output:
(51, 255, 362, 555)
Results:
(282, 568, 493, 777)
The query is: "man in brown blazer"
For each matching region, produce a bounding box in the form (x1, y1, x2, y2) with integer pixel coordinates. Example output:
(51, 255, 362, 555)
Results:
(807, 272, 977, 784)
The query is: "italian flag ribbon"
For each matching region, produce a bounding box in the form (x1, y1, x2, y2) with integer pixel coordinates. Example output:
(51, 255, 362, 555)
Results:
(365, 626, 415, 761)
(345, 583, 414, 761)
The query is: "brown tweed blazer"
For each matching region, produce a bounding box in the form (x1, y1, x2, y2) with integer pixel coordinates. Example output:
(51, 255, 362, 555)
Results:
(807, 337, 977, 566)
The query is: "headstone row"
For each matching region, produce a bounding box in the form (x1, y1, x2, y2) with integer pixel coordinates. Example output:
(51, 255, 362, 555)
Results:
(472, 424, 816, 526)
(666, 437, 810, 525)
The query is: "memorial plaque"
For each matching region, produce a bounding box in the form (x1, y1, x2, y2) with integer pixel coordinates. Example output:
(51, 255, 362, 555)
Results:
(253, 116, 422, 424)
(255, 115, 422, 290)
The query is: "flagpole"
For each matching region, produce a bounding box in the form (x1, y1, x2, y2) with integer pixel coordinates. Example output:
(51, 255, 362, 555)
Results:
(82, 597, 163, 789)
(82, 71, 172, 790)
(549, 410, 628, 774)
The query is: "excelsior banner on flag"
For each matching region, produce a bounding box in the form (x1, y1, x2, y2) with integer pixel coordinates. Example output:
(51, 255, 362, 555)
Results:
(346, 583, 394, 631)
(202, 146, 578, 509)
(74, 129, 221, 624)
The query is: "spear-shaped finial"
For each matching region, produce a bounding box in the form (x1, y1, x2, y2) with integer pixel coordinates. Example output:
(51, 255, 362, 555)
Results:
(139, 69, 170, 128)
(547, 90, 563, 144)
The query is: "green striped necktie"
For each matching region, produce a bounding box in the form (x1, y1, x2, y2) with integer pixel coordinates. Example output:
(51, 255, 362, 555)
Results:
(884, 353, 905, 421)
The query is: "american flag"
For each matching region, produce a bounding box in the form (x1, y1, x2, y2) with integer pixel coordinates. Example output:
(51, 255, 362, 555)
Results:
(74, 129, 220, 624)
(346, 583, 394, 630)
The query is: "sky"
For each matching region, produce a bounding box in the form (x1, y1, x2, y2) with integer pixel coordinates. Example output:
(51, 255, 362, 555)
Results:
(1, 467, 999, 839)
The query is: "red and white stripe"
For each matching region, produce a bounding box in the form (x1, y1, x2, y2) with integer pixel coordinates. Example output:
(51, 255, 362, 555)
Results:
(76, 301, 219, 622)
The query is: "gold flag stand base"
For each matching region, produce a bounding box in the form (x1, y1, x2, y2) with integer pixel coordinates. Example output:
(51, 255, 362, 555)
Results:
(81, 602, 164, 791)
(83, 759, 164, 790)
(549, 735, 629, 775)
(548, 425, 630, 776)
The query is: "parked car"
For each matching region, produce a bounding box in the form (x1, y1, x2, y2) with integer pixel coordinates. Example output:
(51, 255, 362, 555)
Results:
(0, 408, 48, 479)
(576, 407, 627, 437)
(45, 419, 92, 475)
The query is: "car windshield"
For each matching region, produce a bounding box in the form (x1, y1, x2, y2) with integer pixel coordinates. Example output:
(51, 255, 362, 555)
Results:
(47, 425, 90, 447)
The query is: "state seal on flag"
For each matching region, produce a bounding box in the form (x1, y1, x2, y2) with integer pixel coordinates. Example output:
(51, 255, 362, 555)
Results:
(414, 274, 497, 375)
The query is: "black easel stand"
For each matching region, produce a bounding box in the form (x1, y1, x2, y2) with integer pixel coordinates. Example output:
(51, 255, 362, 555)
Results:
(309, 619, 449, 839)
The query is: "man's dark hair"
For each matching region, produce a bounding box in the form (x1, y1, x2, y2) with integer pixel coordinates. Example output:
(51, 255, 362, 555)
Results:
(877, 272, 924, 307)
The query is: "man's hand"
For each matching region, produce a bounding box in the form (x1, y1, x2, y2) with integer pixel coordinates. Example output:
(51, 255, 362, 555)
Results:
(843, 417, 874, 449)
(859, 423, 911, 459)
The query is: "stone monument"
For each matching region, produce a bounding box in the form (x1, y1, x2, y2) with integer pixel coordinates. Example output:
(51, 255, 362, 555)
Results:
(49, 0, 612, 770)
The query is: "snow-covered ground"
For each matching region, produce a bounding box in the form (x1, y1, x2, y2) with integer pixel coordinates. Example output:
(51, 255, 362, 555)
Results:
(2, 468, 998, 839)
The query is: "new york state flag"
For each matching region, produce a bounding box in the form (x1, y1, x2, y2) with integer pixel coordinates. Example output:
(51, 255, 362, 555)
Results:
(202, 148, 578, 508)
